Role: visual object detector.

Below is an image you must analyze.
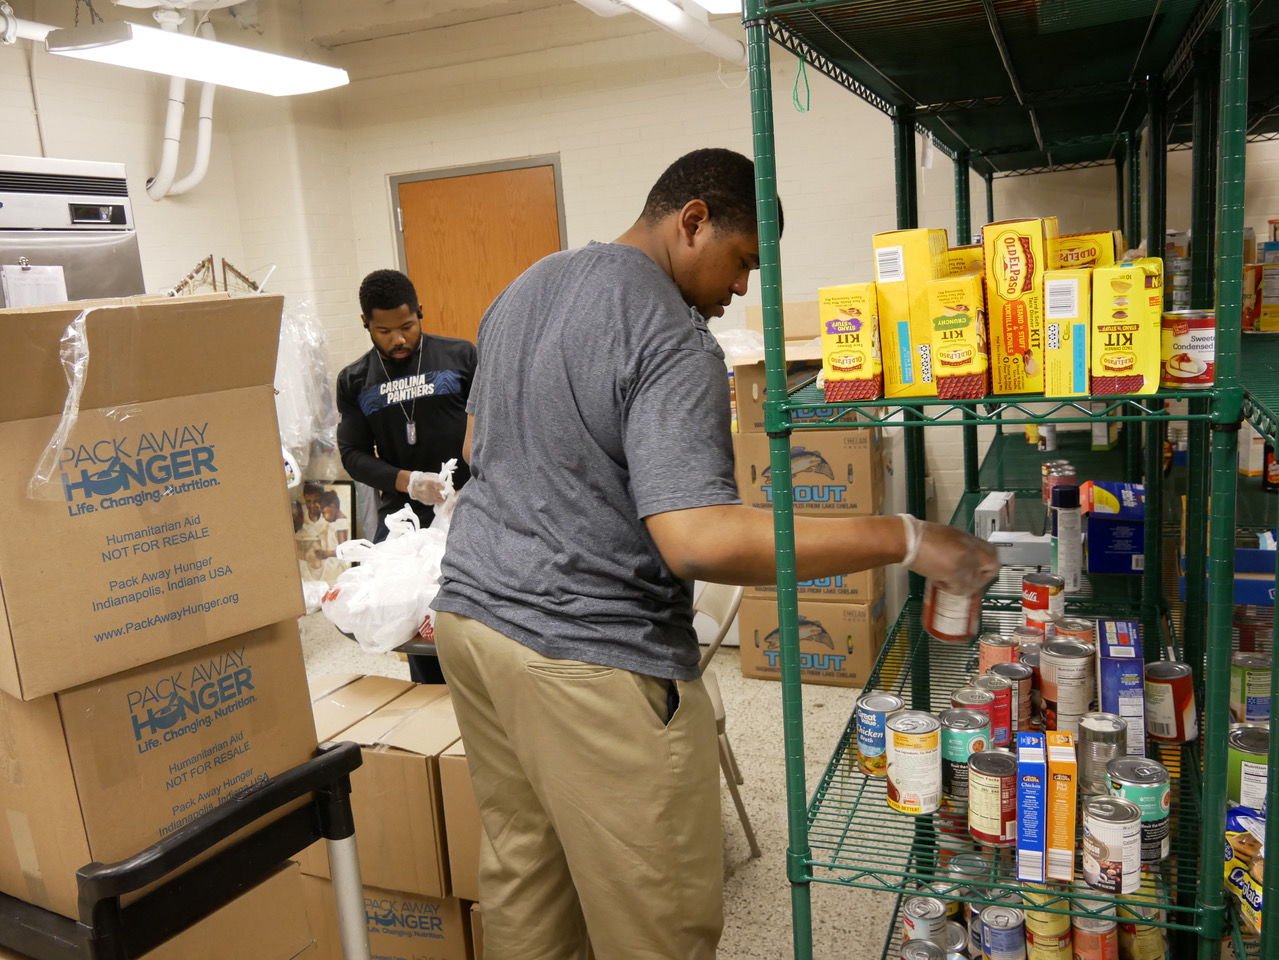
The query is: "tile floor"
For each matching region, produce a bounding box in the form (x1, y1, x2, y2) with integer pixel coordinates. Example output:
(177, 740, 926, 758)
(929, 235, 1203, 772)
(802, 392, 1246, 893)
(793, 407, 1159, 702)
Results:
(299, 612, 896, 960)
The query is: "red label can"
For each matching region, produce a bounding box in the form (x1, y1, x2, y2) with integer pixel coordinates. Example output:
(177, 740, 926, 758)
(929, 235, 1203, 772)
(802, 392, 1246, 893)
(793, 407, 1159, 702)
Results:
(974, 674, 1013, 747)
(1144, 661, 1198, 742)
(1161, 309, 1215, 389)
(979, 632, 1020, 673)
(968, 750, 1017, 847)
(1072, 916, 1120, 960)
(923, 579, 981, 644)
(1022, 573, 1065, 633)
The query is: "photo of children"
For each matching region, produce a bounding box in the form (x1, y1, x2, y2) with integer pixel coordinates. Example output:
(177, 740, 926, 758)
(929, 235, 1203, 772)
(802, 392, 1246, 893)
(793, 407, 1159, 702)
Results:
(293, 481, 357, 586)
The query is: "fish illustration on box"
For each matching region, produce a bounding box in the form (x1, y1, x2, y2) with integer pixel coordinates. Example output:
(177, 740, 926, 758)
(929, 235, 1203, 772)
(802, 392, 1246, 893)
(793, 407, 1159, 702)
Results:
(759, 616, 835, 651)
(761, 447, 835, 482)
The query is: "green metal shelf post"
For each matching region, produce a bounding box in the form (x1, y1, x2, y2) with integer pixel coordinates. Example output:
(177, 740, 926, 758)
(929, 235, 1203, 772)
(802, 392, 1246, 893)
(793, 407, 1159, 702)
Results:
(1190, 48, 1219, 312)
(1183, 399, 1209, 672)
(1115, 144, 1127, 241)
(743, 7, 814, 959)
(1199, 0, 1251, 954)
(1142, 77, 1167, 647)
(1147, 76, 1167, 295)
(984, 169, 994, 225)
(955, 151, 980, 495)
(1127, 128, 1143, 254)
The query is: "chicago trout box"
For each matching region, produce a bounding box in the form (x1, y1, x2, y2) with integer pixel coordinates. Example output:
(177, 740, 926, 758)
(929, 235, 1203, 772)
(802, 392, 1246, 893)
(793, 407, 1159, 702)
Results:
(0, 294, 302, 699)
(0, 620, 317, 917)
(738, 596, 887, 687)
(733, 429, 884, 515)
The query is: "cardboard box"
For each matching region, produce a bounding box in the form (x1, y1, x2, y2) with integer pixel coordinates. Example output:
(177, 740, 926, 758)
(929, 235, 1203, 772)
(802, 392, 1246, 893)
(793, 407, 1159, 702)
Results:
(471, 903, 484, 960)
(983, 219, 1047, 395)
(299, 679, 461, 899)
(440, 739, 481, 904)
(0, 294, 302, 699)
(1090, 258, 1164, 396)
(819, 282, 882, 401)
(733, 430, 884, 516)
(744, 300, 821, 340)
(747, 564, 884, 604)
(1052, 231, 1118, 269)
(1043, 268, 1092, 397)
(1045, 731, 1077, 882)
(737, 596, 886, 687)
(731, 339, 823, 434)
(1082, 481, 1145, 575)
(1015, 731, 1047, 883)
(872, 228, 948, 397)
(1095, 620, 1146, 756)
(1239, 423, 1266, 476)
(945, 244, 984, 277)
(926, 273, 990, 399)
(303, 875, 469, 960)
(0, 621, 318, 917)
(974, 491, 1016, 539)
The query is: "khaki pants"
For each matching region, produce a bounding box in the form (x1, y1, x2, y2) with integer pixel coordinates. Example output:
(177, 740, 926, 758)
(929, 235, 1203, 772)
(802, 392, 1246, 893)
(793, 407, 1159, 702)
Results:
(434, 611, 723, 960)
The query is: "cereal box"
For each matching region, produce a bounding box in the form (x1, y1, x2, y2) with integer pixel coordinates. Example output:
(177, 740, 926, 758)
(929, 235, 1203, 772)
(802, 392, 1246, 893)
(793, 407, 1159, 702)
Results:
(1046, 731, 1077, 881)
(1043, 268, 1091, 396)
(1015, 732, 1048, 883)
(926, 273, 989, 399)
(1095, 620, 1146, 756)
(872, 229, 948, 398)
(1053, 232, 1118, 270)
(1090, 258, 1164, 395)
(819, 282, 882, 401)
(983, 218, 1047, 395)
(945, 245, 983, 277)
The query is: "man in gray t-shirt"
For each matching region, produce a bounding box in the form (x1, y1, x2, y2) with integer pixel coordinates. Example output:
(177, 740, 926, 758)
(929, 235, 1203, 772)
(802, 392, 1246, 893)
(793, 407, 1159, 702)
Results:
(432, 149, 996, 959)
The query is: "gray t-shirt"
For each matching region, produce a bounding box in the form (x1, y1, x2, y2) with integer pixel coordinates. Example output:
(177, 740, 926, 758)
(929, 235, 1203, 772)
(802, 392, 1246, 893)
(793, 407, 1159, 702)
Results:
(432, 242, 740, 680)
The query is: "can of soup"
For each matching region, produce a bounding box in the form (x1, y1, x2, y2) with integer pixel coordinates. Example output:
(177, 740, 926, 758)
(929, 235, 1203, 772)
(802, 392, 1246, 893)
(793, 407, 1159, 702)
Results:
(980, 632, 1021, 672)
(990, 662, 1033, 735)
(887, 711, 942, 815)
(940, 708, 991, 802)
(1071, 915, 1120, 960)
(1040, 639, 1095, 734)
(968, 750, 1018, 847)
(1023, 573, 1066, 633)
(1049, 616, 1094, 646)
(856, 691, 905, 777)
(1078, 712, 1128, 795)
(902, 894, 949, 942)
(1144, 661, 1197, 743)
(1230, 652, 1272, 723)
(923, 579, 982, 644)
(899, 940, 945, 960)
(1105, 756, 1171, 863)
(1227, 722, 1270, 808)
(974, 674, 1014, 747)
(979, 905, 1026, 959)
(1082, 796, 1141, 893)
(952, 685, 996, 728)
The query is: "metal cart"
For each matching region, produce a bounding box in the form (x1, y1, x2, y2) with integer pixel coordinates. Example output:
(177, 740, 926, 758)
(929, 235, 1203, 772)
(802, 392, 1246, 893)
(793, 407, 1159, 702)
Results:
(0, 742, 372, 960)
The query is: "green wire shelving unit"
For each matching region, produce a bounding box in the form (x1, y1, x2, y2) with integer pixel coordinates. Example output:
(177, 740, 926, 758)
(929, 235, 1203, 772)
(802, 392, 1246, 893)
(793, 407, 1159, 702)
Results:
(741, 1, 1277, 958)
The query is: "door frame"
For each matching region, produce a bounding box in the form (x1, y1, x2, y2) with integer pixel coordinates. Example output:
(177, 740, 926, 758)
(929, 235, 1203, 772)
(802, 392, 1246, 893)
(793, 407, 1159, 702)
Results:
(388, 155, 568, 277)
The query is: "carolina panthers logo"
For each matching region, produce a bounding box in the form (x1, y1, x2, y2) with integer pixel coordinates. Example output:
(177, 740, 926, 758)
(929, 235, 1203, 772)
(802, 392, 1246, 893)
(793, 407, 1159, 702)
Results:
(359, 370, 464, 416)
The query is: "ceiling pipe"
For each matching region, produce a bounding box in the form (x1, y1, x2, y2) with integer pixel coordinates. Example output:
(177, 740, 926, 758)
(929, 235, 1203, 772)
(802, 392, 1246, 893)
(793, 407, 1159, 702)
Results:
(0, 3, 53, 43)
(145, 9, 188, 201)
(167, 18, 217, 196)
(573, 0, 745, 65)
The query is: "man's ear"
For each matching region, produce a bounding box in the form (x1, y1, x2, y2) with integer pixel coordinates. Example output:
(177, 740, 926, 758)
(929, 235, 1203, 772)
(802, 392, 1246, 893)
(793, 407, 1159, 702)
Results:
(361, 316, 369, 329)
(416, 307, 424, 320)
(677, 199, 711, 246)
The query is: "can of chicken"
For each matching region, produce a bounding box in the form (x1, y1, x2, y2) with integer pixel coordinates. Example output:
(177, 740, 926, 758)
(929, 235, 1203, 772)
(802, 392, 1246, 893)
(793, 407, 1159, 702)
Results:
(887, 711, 942, 815)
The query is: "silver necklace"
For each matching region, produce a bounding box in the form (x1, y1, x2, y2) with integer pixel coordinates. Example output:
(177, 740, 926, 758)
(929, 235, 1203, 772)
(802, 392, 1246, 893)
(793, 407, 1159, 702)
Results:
(376, 341, 423, 445)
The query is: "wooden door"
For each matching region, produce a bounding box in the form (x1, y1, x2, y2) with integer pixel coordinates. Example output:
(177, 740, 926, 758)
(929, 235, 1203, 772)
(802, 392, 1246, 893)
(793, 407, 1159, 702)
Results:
(398, 163, 562, 344)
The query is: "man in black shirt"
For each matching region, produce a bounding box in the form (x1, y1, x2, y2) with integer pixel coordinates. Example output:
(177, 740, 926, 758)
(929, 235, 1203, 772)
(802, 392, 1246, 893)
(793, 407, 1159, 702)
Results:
(337, 269, 475, 683)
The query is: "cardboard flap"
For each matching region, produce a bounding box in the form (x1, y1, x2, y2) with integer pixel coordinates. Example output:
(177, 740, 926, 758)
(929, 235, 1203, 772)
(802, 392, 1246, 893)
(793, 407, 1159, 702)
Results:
(378, 692, 462, 757)
(311, 675, 413, 742)
(0, 295, 283, 423)
(307, 672, 363, 702)
(340, 684, 451, 749)
(731, 336, 822, 370)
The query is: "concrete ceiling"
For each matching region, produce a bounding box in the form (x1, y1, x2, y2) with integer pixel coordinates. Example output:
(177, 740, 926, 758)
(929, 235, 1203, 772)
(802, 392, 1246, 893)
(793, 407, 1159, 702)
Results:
(301, 0, 576, 49)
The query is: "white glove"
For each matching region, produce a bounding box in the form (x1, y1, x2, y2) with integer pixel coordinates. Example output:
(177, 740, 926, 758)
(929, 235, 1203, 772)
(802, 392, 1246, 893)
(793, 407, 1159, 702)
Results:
(407, 471, 446, 505)
(899, 513, 999, 597)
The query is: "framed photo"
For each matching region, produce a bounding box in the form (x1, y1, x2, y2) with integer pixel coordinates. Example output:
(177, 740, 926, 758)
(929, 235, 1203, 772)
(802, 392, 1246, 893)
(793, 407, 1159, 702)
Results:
(293, 480, 357, 585)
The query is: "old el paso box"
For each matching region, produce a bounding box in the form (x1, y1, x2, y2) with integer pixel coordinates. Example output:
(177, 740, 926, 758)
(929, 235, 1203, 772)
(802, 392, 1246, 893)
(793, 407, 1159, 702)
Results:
(983, 219, 1048, 395)
(0, 295, 302, 699)
(873, 228, 947, 398)
(1090, 259, 1164, 395)
(820, 282, 882, 401)
(1052, 231, 1119, 269)
(737, 596, 886, 688)
(303, 876, 470, 960)
(733, 429, 883, 515)
(945, 245, 984, 277)
(926, 273, 989, 400)
(0, 621, 317, 917)
(1043, 268, 1092, 397)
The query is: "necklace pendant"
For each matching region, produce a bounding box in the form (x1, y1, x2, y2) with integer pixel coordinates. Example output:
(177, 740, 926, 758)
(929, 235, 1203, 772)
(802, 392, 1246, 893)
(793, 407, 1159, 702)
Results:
(406, 422, 417, 446)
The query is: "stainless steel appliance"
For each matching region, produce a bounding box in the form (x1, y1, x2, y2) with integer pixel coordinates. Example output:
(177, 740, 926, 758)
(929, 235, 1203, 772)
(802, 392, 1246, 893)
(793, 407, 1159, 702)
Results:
(0, 154, 146, 306)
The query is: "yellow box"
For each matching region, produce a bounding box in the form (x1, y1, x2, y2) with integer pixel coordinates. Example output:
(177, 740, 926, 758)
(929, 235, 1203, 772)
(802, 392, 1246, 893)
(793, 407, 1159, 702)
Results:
(1090, 258, 1164, 395)
(945, 245, 984, 277)
(819, 282, 883, 401)
(1046, 731, 1077, 882)
(1052, 232, 1118, 270)
(983, 218, 1048, 394)
(1043, 268, 1092, 397)
(926, 273, 989, 400)
(873, 228, 948, 398)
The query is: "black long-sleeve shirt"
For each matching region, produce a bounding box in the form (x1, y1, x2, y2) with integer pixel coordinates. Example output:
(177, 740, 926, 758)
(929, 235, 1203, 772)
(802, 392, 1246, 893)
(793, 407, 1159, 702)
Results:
(336, 335, 475, 530)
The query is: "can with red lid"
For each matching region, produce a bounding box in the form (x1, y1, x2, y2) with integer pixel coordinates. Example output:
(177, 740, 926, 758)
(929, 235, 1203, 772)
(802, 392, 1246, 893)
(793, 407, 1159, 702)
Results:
(1049, 615, 1095, 646)
(1023, 573, 1065, 633)
(1161, 309, 1215, 389)
(974, 674, 1014, 746)
(1144, 661, 1198, 743)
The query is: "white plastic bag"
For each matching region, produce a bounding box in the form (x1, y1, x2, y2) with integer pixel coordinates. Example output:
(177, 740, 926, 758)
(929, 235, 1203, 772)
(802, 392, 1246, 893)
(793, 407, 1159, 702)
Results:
(320, 460, 458, 654)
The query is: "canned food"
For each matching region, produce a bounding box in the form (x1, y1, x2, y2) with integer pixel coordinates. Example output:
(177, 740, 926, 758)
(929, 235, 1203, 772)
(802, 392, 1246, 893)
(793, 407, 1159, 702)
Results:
(974, 674, 1014, 747)
(1234, 604, 1273, 653)
(1082, 796, 1141, 893)
(980, 905, 1026, 959)
(940, 920, 967, 955)
(1227, 722, 1270, 808)
(941, 708, 991, 802)
(980, 632, 1021, 673)
(1038, 423, 1058, 452)
(1013, 625, 1043, 653)
(1040, 639, 1095, 734)
(856, 691, 906, 777)
(1106, 757, 1171, 863)
(1072, 915, 1119, 959)
(952, 684, 996, 727)
(1041, 460, 1072, 505)
(1118, 921, 1167, 960)
(1161, 309, 1215, 389)
(899, 941, 945, 960)
(1023, 574, 1065, 633)
(990, 662, 1033, 734)
(969, 751, 1018, 847)
(1023, 889, 1071, 959)
(903, 895, 949, 942)
(1230, 652, 1272, 722)
(1020, 648, 1044, 727)
(887, 711, 942, 815)
(1078, 712, 1128, 795)
(1144, 661, 1197, 742)
(1049, 616, 1094, 646)
(948, 851, 995, 901)
(924, 579, 982, 645)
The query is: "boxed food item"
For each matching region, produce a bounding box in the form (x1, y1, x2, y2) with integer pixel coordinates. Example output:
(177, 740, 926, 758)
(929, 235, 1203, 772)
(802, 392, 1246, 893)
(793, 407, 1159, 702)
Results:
(0, 621, 318, 917)
(872, 228, 948, 397)
(1015, 731, 1048, 883)
(733, 429, 884, 516)
(1053, 232, 1119, 269)
(1045, 731, 1077, 882)
(1095, 620, 1147, 755)
(983, 219, 1048, 394)
(0, 294, 303, 699)
(1224, 805, 1265, 934)
(945, 244, 984, 277)
(1082, 481, 1145, 575)
(1239, 422, 1266, 477)
(303, 875, 470, 960)
(819, 282, 882, 401)
(737, 596, 886, 688)
(1090, 258, 1164, 395)
(731, 340, 823, 434)
(926, 273, 990, 399)
(1043, 268, 1092, 397)
(974, 491, 1016, 539)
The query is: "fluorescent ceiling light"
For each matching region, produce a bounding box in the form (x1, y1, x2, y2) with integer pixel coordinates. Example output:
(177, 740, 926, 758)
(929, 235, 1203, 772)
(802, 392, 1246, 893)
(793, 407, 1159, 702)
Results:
(44, 20, 349, 97)
(683, 0, 742, 13)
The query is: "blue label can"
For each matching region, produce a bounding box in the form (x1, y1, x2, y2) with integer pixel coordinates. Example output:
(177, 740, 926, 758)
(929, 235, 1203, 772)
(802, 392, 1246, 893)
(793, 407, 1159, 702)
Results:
(856, 691, 904, 778)
(980, 905, 1026, 959)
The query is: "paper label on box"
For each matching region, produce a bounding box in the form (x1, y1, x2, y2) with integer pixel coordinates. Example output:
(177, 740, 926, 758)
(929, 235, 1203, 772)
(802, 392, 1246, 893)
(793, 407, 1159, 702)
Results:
(876, 247, 905, 283)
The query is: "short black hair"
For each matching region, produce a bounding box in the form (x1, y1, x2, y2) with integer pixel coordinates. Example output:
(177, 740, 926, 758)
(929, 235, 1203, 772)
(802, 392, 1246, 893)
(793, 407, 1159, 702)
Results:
(320, 490, 341, 509)
(302, 482, 324, 497)
(641, 148, 783, 237)
(359, 269, 419, 319)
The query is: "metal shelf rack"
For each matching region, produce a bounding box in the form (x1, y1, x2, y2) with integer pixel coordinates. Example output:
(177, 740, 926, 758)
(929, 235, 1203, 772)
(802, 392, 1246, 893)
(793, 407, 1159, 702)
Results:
(742, 1, 1275, 958)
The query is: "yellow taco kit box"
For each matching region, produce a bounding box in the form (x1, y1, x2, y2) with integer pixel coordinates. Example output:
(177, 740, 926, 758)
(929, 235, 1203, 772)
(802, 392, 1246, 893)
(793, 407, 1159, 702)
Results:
(983, 219, 1048, 395)
(1052, 231, 1119, 270)
(872, 228, 948, 398)
(1043, 268, 1092, 397)
(926, 273, 990, 400)
(1090, 258, 1164, 395)
(945, 244, 984, 277)
(819, 282, 882, 401)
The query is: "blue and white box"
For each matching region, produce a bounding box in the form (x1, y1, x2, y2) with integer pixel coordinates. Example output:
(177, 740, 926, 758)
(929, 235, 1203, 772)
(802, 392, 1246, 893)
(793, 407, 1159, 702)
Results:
(1095, 620, 1146, 756)
(1016, 731, 1048, 883)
